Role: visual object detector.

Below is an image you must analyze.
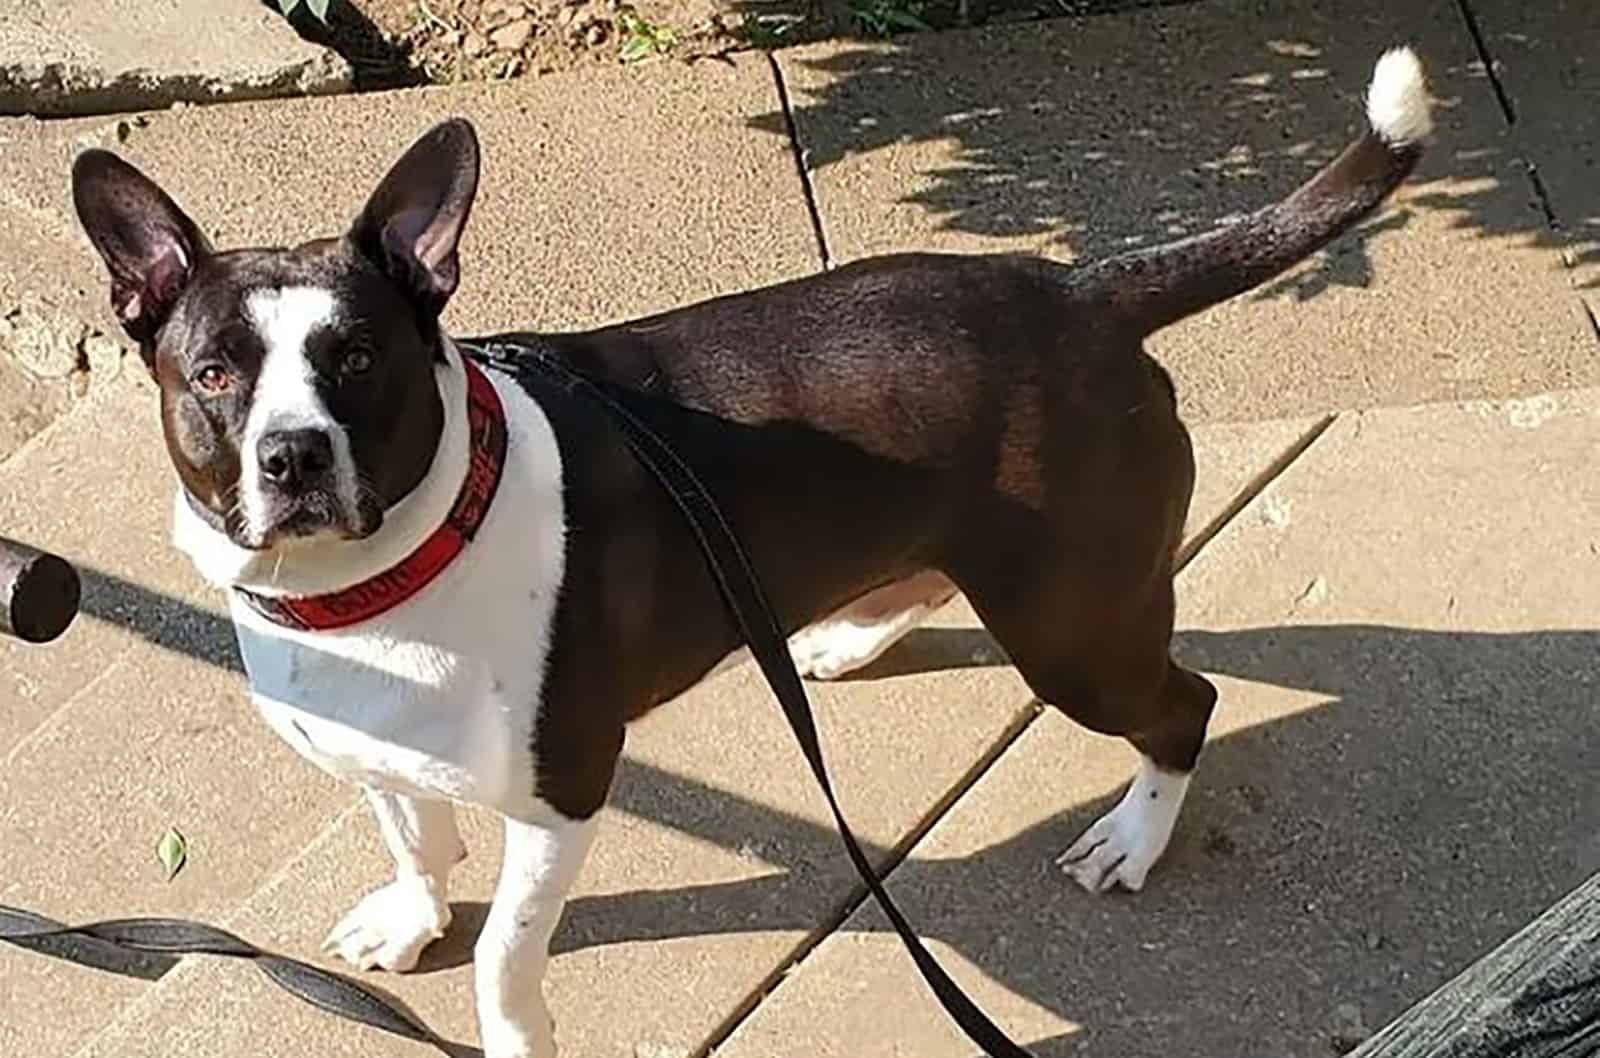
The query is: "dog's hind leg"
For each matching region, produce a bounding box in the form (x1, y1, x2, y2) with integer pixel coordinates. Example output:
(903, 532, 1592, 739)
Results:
(788, 570, 958, 679)
(1053, 660, 1216, 892)
(955, 542, 1216, 894)
(475, 808, 600, 1058)
(325, 789, 466, 971)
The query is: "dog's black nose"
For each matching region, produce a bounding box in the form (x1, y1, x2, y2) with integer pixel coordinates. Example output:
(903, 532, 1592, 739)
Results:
(258, 429, 334, 490)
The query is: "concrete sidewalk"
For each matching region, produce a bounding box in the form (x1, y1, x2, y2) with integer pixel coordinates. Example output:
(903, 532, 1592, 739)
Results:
(1, 1, 1596, 1056)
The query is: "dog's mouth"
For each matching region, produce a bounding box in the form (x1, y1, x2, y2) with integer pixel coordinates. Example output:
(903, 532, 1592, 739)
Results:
(228, 490, 384, 551)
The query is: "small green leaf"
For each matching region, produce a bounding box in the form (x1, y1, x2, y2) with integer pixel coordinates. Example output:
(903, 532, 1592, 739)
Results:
(156, 827, 187, 882)
(277, 0, 300, 15)
(618, 12, 674, 63)
(306, 0, 332, 21)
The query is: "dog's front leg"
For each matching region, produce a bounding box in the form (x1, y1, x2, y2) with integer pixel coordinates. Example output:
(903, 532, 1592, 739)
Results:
(325, 788, 465, 971)
(475, 811, 599, 1058)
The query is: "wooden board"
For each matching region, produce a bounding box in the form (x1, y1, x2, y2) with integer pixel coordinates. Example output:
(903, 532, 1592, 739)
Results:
(1352, 871, 1600, 1057)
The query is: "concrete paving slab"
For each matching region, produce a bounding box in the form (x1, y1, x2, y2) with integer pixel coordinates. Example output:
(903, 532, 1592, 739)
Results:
(21, 413, 1321, 1057)
(1466, 0, 1600, 315)
(0, 53, 820, 347)
(0, 0, 351, 117)
(717, 390, 1600, 1058)
(774, 1, 1596, 424)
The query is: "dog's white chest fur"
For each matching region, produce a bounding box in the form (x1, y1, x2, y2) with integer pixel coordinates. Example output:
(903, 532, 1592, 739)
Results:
(233, 607, 529, 807)
(182, 363, 567, 820)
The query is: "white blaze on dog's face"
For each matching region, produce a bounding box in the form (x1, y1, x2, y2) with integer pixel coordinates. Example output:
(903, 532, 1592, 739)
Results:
(69, 121, 482, 559)
(236, 286, 372, 548)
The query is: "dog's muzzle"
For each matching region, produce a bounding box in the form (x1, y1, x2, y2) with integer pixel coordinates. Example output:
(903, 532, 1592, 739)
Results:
(236, 427, 381, 548)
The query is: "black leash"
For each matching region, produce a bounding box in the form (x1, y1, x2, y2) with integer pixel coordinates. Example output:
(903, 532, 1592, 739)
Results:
(0, 904, 451, 1051)
(502, 342, 1036, 1058)
(2, 341, 1035, 1057)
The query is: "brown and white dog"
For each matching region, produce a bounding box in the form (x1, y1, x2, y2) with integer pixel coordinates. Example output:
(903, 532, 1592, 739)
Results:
(70, 48, 1430, 1057)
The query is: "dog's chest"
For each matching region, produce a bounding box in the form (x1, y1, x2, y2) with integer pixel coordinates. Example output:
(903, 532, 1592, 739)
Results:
(225, 553, 550, 816)
(233, 608, 540, 813)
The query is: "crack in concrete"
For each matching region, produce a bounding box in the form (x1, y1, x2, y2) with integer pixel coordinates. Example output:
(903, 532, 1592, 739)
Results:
(0, 297, 126, 396)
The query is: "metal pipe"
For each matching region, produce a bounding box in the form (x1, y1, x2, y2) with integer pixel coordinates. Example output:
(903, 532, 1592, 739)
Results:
(0, 537, 81, 643)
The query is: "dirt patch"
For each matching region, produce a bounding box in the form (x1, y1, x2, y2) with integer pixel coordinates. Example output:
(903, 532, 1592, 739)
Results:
(280, 0, 1192, 90)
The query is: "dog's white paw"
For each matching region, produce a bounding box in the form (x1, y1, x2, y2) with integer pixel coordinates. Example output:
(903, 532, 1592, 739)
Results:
(323, 876, 450, 972)
(789, 623, 873, 680)
(789, 620, 909, 680)
(789, 573, 955, 679)
(1057, 762, 1191, 894)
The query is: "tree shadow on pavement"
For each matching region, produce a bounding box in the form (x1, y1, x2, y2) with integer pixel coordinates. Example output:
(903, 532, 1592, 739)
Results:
(745, 2, 1561, 305)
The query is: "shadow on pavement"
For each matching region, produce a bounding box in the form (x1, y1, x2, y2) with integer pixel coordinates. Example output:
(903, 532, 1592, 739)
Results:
(73, 566, 244, 673)
(48, 562, 1599, 1057)
(747, 4, 1559, 309)
(426, 620, 1594, 1057)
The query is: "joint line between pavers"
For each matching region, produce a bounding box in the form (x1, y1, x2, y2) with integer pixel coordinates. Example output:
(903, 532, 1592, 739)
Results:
(1453, 0, 1575, 252)
(765, 53, 832, 271)
(1, 638, 144, 773)
(689, 697, 1043, 1058)
(1523, 160, 1562, 234)
(1174, 412, 1339, 574)
(1453, 0, 1517, 126)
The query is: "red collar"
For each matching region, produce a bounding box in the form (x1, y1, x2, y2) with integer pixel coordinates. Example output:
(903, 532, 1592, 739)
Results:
(235, 355, 509, 631)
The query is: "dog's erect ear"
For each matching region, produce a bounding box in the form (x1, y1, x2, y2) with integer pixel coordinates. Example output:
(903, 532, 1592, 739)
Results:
(71, 150, 211, 353)
(349, 118, 480, 319)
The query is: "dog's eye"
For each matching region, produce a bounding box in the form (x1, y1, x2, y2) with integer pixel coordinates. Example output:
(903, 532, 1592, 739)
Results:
(192, 365, 231, 394)
(342, 349, 373, 377)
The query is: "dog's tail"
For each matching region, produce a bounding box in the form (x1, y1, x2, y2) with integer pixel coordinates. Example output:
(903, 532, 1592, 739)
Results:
(1080, 46, 1432, 337)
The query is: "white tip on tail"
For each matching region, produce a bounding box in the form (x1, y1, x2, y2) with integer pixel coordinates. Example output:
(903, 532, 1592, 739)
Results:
(1366, 46, 1432, 146)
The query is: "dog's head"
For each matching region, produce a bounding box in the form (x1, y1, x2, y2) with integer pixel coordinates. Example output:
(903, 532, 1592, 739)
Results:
(71, 120, 481, 553)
